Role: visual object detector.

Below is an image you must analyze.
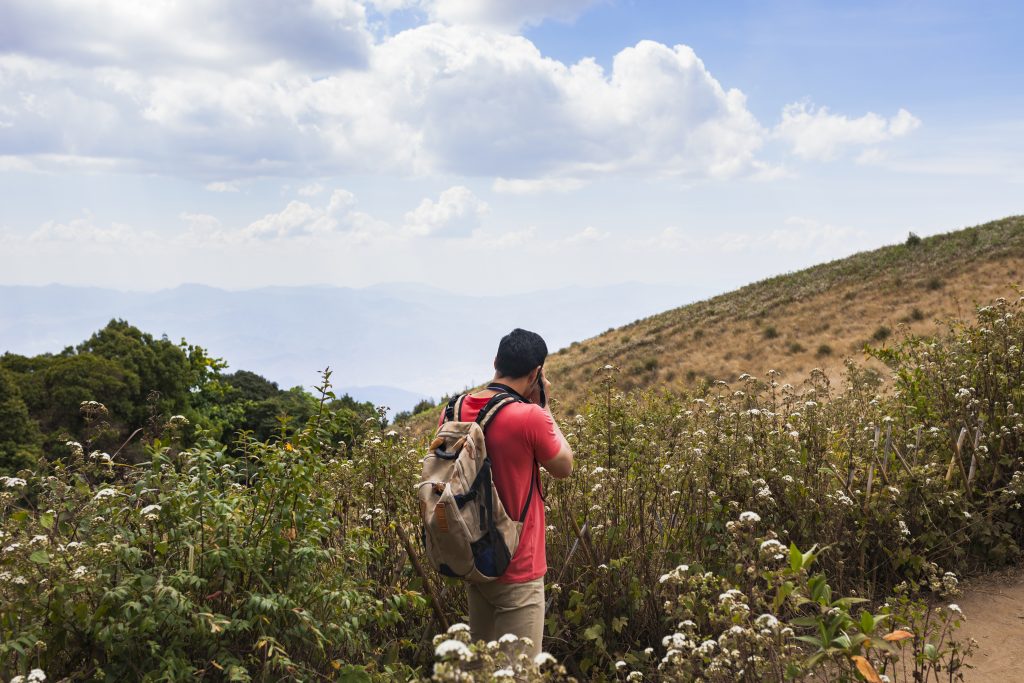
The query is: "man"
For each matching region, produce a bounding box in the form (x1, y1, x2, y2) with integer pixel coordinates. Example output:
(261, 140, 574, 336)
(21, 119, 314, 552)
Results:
(443, 328, 573, 656)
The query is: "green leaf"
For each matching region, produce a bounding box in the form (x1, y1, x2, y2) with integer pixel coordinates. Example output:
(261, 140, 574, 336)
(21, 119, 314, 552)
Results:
(860, 610, 874, 633)
(40, 512, 54, 530)
(29, 549, 50, 565)
(583, 622, 604, 641)
(789, 542, 803, 571)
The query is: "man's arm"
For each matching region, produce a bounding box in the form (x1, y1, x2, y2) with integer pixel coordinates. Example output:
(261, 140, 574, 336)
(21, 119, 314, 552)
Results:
(539, 405, 573, 479)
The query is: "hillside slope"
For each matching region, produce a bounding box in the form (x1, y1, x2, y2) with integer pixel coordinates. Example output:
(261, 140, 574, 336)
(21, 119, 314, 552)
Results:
(543, 215, 1024, 413)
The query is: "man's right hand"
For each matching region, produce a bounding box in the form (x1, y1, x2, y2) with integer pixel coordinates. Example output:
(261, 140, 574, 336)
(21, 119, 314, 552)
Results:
(526, 370, 551, 406)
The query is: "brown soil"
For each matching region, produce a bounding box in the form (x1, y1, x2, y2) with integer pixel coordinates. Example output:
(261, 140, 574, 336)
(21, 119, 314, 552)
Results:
(958, 566, 1024, 682)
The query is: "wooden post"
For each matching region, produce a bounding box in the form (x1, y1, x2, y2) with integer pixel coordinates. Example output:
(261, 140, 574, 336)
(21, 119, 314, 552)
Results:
(865, 426, 880, 506)
(913, 425, 922, 466)
(946, 427, 967, 483)
(966, 427, 981, 494)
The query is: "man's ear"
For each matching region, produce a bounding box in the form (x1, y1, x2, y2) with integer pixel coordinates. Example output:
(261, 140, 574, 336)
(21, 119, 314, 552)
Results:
(529, 366, 541, 385)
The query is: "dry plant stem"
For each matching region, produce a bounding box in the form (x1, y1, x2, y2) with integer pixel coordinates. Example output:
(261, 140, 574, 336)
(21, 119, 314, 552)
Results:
(395, 522, 450, 631)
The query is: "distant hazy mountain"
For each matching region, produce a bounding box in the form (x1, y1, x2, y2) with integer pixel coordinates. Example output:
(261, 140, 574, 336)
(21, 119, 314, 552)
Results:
(0, 282, 695, 412)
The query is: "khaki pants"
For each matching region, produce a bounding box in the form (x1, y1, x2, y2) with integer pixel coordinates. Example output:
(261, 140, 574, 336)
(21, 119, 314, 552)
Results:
(467, 578, 545, 657)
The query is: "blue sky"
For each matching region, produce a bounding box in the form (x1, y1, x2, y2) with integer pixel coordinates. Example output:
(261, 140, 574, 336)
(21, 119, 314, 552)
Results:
(0, 0, 1021, 295)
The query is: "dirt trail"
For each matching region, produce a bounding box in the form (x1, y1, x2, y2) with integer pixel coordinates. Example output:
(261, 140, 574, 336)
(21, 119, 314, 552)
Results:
(958, 566, 1024, 682)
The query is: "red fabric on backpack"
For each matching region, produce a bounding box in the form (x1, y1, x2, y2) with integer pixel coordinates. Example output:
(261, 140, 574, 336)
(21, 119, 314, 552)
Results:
(439, 395, 562, 583)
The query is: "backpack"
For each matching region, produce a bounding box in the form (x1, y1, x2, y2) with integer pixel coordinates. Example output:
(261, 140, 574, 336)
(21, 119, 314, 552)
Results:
(416, 390, 537, 582)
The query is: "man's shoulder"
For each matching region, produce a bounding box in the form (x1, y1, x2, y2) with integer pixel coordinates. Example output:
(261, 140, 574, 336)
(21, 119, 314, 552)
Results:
(495, 400, 548, 425)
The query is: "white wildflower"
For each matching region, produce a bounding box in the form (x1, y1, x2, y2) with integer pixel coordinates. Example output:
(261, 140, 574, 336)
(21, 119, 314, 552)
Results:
(140, 504, 162, 516)
(739, 511, 761, 524)
(28, 670, 47, 683)
(447, 623, 470, 634)
(498, 633, 519, 644)
(615, 660, 627, 671)
(434, 639, 471, 659)
(93, 488, 117, 500)
(1, 477, 27, 488)
(493, 668, 515, 679)
(534, 652, 557, 666)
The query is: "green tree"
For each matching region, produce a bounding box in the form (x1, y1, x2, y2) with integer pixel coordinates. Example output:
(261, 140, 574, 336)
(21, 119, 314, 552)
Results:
(0, 367, 41, 474)
(76, 319, 192, 424)
(41, 354, 138, 439)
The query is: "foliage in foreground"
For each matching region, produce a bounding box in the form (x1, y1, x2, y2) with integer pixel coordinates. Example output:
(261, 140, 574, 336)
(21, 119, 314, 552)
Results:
(6, 297, 1024, 680)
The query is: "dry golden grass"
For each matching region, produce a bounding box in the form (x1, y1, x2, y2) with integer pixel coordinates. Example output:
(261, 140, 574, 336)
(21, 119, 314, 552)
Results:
(403, 215, 1024, 430)
(544, 216, 1024, 414)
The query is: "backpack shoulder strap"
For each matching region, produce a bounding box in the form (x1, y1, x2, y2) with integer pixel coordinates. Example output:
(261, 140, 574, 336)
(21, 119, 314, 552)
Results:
(473, 391, 538, 523)
(476, 392, 521, 433)
(443, 394, 467, 423)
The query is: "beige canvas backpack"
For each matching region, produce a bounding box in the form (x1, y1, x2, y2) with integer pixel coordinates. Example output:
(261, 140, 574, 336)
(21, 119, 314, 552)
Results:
(416, 390, 536, 582)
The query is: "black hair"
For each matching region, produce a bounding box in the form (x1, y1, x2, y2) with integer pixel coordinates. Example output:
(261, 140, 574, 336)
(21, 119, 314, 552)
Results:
(494, 328, 548, 379)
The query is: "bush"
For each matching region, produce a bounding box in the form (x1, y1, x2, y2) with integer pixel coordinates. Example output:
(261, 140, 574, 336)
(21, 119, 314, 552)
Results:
(0, 378, 426, 681)
(13, 296, 1024, 680)
(873, 325, 892, 341)
(816, 343, 833, 358)
(786, 341, 806, 355)
(763, 326, 780, 340)
(906, 232, 922, 247)
(926, 277, 943, 291)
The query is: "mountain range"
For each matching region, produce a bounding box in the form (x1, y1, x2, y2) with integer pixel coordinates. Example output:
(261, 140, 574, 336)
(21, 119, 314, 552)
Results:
(0, 281, 694, 412)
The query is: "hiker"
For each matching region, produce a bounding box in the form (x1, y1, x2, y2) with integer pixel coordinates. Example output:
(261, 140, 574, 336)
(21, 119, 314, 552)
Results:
(425, 328, 574, 657)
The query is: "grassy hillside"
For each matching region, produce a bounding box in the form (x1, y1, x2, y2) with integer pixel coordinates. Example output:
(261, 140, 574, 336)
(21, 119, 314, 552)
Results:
(546, 215, 1024, 412)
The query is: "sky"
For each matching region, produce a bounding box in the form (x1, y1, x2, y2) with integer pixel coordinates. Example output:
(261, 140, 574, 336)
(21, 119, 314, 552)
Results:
(1, 0, 1022, 296)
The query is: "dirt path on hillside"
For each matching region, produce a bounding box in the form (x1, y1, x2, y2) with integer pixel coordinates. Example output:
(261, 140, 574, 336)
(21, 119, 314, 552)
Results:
(958, 566, 1024, 682)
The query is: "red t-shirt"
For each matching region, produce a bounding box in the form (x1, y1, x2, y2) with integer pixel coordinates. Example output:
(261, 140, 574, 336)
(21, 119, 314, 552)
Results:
(440, 394, 563, 583)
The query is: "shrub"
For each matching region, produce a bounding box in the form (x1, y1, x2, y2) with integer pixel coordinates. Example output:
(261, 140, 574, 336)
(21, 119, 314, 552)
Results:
(786, 341, 806, 354)
(816, 343, 833, 357)
(12, 296, 1024, 680)
(0, 377, 426, 681)
(873, 325, 892, 342)
(906, 231, 922, 247)
(763, 326, 780, 340)
(910, 307, 925, 321)
(926, 277, 943, 291)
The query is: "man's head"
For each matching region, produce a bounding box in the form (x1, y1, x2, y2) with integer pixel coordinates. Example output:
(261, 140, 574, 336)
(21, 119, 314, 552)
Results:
(494, 328, 548, 379)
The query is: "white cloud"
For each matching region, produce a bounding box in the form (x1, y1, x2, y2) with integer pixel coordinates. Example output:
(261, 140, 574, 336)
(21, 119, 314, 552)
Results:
(561, 225, 608, 245)
(0, 4, 924, 184)
(492, 177, 587, 194)
(468, 226, 537, 249)
(425, 0, 599, 30)
(243, 200, 337, 240)
(402, 185, 488, 237)
(0, 22, 766, 181)
(775, 103, 921, 161)
(638, 217, 862, 254)
(0, 0, 372, 71)
(327, 188, 357, 215)
(205, 181, 240, 192)
(178, 187, 370, 244)
(298, 182, 326, 196)
(27, 212, 148, 244)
